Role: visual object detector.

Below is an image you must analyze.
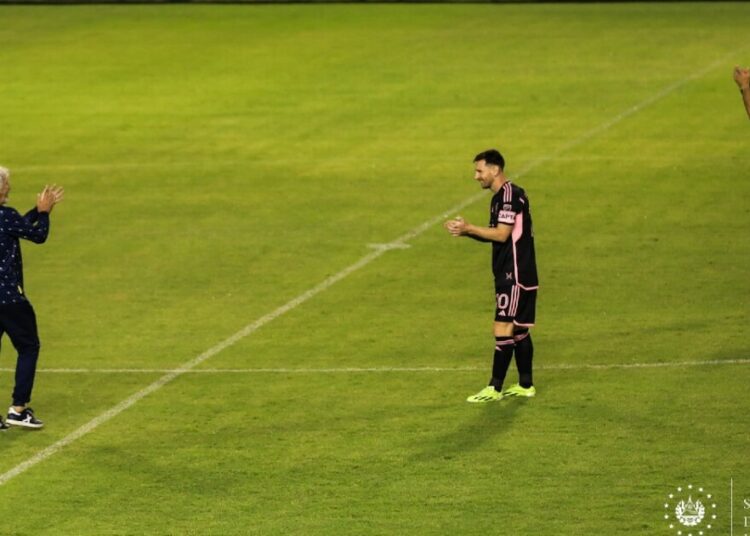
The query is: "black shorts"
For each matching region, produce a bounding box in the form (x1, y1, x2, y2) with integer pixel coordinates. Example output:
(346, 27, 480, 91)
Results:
(495, 285, 537, 327)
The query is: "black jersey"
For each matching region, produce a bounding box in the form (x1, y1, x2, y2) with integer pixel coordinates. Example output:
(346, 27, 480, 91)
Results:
(489, 181, 538, 289)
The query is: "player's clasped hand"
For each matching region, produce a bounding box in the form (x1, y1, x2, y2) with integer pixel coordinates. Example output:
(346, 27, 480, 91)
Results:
(734, 66, 750, 87)
(444, 216, 467, 236)
(36, 184, 64, 213)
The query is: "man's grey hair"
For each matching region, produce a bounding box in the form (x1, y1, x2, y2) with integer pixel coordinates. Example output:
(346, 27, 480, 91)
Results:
(0, 166, 9, 187)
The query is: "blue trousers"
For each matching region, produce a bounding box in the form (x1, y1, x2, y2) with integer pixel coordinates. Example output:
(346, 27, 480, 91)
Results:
(0, 301, 40, 406)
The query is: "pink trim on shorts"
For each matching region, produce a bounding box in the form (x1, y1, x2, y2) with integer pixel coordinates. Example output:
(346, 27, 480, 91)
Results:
(509, 285, 520, 317)
(494, 338, 515, 349)
(513, 331, 530, 342)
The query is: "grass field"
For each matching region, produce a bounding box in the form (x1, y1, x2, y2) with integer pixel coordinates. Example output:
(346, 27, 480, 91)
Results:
(0, 2, 749, 534)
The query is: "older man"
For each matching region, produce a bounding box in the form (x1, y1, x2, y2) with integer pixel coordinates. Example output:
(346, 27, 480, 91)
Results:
(0, 166, 63, 429)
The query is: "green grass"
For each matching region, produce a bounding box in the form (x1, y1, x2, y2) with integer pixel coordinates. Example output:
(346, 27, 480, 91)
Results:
(0, 3, 748, 534)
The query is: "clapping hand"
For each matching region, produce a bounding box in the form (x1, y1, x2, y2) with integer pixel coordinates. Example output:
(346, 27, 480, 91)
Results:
(444, 216, 468, 237)
(734, 66, 750, 89)
(36, 184, 64, 213)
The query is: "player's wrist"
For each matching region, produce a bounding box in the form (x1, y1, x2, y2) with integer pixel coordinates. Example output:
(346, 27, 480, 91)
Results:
(741, 85, 750, 93)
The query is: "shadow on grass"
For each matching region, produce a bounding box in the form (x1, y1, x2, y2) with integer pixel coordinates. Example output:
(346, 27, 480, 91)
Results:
(408, 398, 528, 462)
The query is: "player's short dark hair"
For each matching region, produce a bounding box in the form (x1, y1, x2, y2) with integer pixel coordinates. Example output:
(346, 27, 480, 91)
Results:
(473, 149, 505, 170)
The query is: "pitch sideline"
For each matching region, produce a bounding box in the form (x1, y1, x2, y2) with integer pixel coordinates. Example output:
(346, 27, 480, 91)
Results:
(0, 358, 748, 375)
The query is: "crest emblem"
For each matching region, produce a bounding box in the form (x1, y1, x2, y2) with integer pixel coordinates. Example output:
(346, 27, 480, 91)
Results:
(663, 485, 717, 535)
(675, 496, 704, 526)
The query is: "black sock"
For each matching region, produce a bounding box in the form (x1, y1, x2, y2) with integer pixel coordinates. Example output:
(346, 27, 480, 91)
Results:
(514, 329, 534, 388)
(489, 336, 515, 391)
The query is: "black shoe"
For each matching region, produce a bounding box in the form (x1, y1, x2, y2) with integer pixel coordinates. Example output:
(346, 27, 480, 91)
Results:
(6, 407, 44, 429)
(0, 418, 8, 431)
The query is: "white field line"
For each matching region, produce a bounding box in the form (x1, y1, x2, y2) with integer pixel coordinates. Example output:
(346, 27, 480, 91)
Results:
(0, 57, 732, 487)
(0, 359, 748, 375)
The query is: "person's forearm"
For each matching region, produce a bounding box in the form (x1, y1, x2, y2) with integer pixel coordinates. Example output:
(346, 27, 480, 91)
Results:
(23, 207, 39, 223)
(25, 212, 49, 244)
(467, 233, 492, 243)
(9, 211, 49, 244)
(742, 86, 750, 119)
(465, 224, 509, 243)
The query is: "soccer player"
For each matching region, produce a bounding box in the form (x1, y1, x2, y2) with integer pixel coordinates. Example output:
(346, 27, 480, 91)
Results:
(444, 150, 538, 403)
(733, 66, 750, 119)
(0, 166, 63, 429)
